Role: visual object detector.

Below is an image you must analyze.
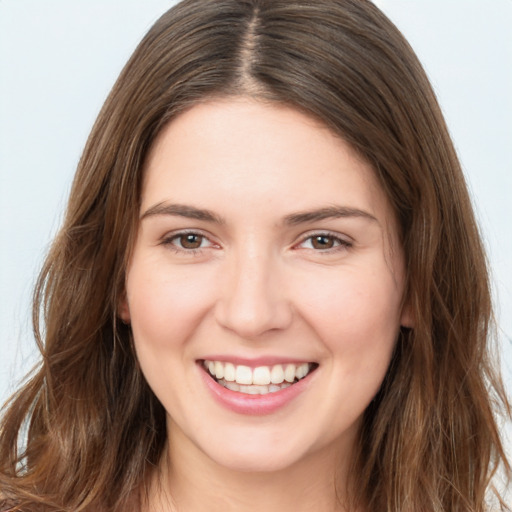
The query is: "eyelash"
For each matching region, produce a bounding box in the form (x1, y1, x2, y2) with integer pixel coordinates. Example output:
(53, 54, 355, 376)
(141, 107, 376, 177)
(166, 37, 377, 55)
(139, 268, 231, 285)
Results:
(160, 230, 352, 255)
(161, 230, 215, 255)
(295, 231, 352, 253)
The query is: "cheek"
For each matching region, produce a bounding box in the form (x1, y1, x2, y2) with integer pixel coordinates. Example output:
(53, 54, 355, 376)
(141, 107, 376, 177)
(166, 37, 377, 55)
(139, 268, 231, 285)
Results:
(125, 261, 217, 348)
(294, 263, 402, 359)
(125, 262, 219, 410)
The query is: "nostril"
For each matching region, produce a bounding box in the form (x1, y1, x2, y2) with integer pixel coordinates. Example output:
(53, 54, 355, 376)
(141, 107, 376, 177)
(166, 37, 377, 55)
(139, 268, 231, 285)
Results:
(214, 299, 293, 339)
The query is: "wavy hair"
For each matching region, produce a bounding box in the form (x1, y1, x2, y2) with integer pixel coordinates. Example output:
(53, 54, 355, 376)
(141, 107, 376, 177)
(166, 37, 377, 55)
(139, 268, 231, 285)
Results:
(1, 0, 510, 510)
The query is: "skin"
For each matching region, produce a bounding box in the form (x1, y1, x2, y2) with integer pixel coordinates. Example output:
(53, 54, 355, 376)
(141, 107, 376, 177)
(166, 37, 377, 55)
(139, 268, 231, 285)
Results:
(120, 97, 411, 511)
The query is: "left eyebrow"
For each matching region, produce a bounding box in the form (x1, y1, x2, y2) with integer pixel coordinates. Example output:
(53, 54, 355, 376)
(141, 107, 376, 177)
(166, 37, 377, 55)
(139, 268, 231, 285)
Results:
(283, 206, 378, 226)
(140, 202, 226, 224)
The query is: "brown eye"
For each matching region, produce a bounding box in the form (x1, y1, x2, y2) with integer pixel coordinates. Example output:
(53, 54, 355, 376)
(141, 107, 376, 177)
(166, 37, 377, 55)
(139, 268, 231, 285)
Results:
(178, 233, 204, 249)
(163, 231, 217, 254)
(311, 235, 335, 250)
(297, 233, 351, 252)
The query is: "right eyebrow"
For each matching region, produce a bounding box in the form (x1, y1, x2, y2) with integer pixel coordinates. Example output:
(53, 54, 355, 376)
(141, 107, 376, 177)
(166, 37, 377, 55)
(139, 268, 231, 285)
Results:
(283, 205, 378, 226)
(140, 202, 226, 224)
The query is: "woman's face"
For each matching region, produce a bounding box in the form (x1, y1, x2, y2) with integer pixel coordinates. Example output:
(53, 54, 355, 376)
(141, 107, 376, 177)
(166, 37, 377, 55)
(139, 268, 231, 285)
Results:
(121, 98, 410, 474)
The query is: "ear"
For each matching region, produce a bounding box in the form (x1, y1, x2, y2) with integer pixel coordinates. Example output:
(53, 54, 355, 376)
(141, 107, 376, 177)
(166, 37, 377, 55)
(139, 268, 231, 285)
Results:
(400, 302, 414, 329)
(118, 292, 131, 324)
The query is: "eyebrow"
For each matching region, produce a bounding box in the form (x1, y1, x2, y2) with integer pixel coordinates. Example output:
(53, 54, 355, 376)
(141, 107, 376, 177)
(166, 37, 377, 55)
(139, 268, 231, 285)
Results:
(140, 202, 225, 224)
(140, 202, 377, 226)
(283, 206, 378, 226)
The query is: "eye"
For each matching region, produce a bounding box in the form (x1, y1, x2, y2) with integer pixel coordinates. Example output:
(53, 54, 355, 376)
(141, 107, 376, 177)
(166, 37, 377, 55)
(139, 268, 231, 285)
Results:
(297, 232, 351, 251)
(176, 233, 206, 250)
(161, 231, 216, 253)
(309, 235, 337, 250)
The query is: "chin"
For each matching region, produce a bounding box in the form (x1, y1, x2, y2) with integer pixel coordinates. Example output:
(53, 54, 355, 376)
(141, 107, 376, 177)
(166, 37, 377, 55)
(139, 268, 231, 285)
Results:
(205, 445, 308, 474)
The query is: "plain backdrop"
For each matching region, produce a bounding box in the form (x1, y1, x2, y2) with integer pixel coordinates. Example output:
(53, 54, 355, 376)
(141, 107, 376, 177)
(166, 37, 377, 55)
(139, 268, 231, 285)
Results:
(1, 0, 511, 476)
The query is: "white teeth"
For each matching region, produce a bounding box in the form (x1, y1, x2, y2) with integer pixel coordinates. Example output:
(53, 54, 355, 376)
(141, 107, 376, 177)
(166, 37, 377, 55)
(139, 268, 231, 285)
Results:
(239, 384, 261, 394)
(284, 364, 296, 383)
(224, 381, 240, 392)
(217, 379, 293, 395)
(235, 365, 252, 385)
(253, 366, 271, 385)
(270, 365, 285, 384)
(203, 360, 314, 390)
(214, 361, 224, 380)
(224, 362, 235, 382)
(296, 363, 309, 379)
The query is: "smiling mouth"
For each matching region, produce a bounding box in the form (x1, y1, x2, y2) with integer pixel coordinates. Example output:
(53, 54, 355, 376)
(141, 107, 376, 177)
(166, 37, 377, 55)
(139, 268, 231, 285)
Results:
(201, 360, 318, 395)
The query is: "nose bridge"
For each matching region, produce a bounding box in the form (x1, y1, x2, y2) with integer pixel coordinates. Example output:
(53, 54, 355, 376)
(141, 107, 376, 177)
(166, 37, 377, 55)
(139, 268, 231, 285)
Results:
(215, 241, 292, 338)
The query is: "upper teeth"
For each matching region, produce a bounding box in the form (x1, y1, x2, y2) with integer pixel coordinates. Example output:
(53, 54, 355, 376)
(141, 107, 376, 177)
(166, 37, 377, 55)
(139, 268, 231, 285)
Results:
(203, 360, 312, 386)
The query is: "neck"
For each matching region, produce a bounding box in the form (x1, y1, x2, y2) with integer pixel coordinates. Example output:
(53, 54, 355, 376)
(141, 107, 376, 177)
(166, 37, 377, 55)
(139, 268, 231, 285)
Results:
(145, 422, 359, 512)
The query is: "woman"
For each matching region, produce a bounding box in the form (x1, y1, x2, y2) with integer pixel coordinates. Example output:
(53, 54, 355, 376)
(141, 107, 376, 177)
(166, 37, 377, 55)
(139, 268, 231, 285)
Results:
(0, 0, 510, 510)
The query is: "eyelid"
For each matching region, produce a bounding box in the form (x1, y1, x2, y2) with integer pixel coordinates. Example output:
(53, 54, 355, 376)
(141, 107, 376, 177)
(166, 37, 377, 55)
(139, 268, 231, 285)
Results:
(158, 228, 352, 254)
(293, 230, 353, 250)
(160, 229, 220, 252)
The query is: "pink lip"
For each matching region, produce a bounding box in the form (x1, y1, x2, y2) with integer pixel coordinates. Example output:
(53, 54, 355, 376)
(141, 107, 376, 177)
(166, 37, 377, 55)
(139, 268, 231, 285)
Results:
(198, 362, 315, 416)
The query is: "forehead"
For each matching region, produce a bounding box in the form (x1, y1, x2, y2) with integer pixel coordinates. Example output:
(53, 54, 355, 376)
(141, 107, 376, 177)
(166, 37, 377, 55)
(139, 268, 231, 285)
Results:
(141, 98, 394, 229)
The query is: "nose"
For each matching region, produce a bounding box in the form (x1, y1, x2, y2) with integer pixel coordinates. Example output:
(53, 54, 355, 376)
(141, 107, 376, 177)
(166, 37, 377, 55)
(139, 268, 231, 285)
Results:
(214, 249, 293, 339)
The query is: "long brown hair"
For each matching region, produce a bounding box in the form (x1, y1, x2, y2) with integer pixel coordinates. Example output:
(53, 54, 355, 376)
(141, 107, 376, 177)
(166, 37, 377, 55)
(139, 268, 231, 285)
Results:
(1, 1, 510, 510)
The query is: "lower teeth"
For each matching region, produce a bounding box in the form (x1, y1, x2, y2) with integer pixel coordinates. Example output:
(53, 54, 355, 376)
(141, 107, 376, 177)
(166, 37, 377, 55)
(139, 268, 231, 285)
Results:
(217, 378, 293, 395)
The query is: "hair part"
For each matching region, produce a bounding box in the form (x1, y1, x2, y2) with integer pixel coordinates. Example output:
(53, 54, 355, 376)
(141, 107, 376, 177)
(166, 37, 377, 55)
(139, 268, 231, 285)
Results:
(1, 1, 510, 510)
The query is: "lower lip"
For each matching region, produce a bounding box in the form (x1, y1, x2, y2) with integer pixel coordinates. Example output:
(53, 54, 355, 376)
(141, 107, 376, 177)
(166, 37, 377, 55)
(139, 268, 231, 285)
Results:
(198, 364, 314, 416)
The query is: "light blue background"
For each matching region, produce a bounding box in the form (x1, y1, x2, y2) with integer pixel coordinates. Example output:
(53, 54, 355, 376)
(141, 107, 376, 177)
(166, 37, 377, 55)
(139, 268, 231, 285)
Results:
(1, 0, 511, 489)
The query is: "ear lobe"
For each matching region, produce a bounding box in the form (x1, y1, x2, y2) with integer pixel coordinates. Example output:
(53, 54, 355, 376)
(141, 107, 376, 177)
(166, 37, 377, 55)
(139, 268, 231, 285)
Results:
(400, 303, 414, 329)
(118, 294, 131, 324)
